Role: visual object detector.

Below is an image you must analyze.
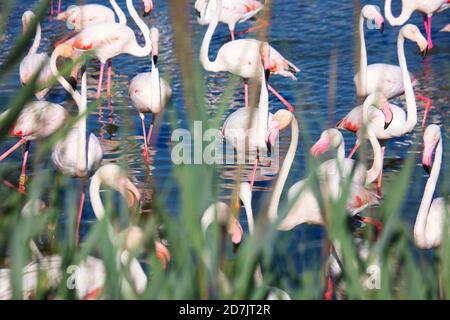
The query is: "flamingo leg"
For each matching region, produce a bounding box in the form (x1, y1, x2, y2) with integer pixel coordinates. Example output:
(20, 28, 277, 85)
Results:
(58, 0, 62, 14)
(427, 15, 433, 49)
(140, 113, 149, 159)
(377, 146, 385, 197)
(50, 0, 54, 17)
(415, 95, 432, 128)
(244, 79, 249, 109)
(54, 30, 78, 48)
(106, 60, 112, 98)
(324, 274, 334, 300)
(250, 157, 258, 190)
(18, 141, 30, 194)
(267, 84, 295, 112)
(75, 179, 86, 246)
(96, 62, 105, 100)
(0, 138, 28, 162)
(230, 29, 235, 41)
(147, 116, 155, 145)
(347, 143, 360, 159)
(237, 19, 269, 37)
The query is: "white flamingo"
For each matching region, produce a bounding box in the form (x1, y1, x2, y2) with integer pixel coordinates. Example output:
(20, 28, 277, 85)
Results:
(195, 0, 264, 41)
(384, 0, 449, 49)
(200, 0, 299, 112)
(414, 124, 449, 249)
(129, 27, 172, 158)
(339, 24, 428, 195)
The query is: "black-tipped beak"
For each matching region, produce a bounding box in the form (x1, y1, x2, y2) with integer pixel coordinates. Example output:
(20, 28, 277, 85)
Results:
(152, 54, 158, 65)
(422, 164, 431, 174)
(233, 242, 241, 253)
(143, 11, 150, 17)
(421, 46, 428, 58)
(266, 141, 272, 157)
(384, 119, 392, 130)
(379, 22, 384, 34)
(68, 76, 77, 90)
(264, 69, 270, 82)
(195, 9, 201, 18)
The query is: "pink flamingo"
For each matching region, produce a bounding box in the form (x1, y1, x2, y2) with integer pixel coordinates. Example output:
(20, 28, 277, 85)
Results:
(195, 0, 265, 41)
(200, 0, 299, 112)
(62, 0, 154, 100)
(0, 101, 68, 193)
(339, 24, 428, 195)
(50, 50, 103, 244)
(355, 5, 431, 123)
(414, 124, 449, 249)
(129, 28, 172, 158)
(385, 0, 449, 49)
(222, 44, 293, 189)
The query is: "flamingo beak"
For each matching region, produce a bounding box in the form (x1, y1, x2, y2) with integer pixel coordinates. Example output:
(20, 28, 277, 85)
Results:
(381, 102, 393, 129)
(379, 22, 384, 34)
(421, 45, 428, 58)
(422, 142, 436, 174)
(265, 123, 280, 157)
(229, 218, 243, 245)
(310, 136, 330, 158)
(154, 241, 171, 269)
(143, 0, 153, 16)
(124, 179, 141, 208)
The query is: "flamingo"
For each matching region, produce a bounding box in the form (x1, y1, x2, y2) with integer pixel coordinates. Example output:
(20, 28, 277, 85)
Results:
(129, 27, 172, 158)
(195, 0, 264, 41)
(61, 0, 154, 100)
(354, 5, 431, 121)
(200, 0, 299, 112)
(0, 101, 68, 193)
(384, 0, 449, 49)
(222, 45, 293, 189)
(414, 124, 449, 249)
(339, 24, 428, 195)
(49, 53, 103, 244)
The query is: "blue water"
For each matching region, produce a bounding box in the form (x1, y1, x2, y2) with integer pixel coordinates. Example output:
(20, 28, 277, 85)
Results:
(0, 0, 449, 290)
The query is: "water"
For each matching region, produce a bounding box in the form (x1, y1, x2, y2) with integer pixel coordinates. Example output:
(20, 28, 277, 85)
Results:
(0, 0, 449, 278)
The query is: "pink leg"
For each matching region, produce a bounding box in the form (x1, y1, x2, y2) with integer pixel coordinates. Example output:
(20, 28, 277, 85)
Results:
(96, 62, 105, 100)
(267, 84, 295, 113)
(427, 16, 433, 49)
(423, 15, 429, 35)
(250, 157, 258, 190)
(324, 275, 334, 300)
(50, 0, 54, 17)
(237, 19, 269, 37)
(75, 179, 86, 246)
(54, 30, 78, 48)
(18, 141, 30, 194)
(58, 0, 62, 14)
(244, 79, 249, 109)
(140, 114, 149, 159)
(147, 117, 155, 145)
(0, 138, 27, 162)
(347, 142, 360, 159)
(230, 29, 235, 41)
(377, 146, 385, 197)
(106, 60, 112, 98)
(415, 95, 432, 128)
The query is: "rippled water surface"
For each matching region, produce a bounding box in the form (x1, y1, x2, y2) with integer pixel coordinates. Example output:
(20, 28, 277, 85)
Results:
(0, 0, 449, 274)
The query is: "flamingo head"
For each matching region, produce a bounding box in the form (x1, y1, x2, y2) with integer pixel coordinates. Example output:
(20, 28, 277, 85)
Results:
(150, 27, 159, 64)
(265, 110, 293, 155)
(422, 124, 441, 174)
(260, 42, 271, 81)
(401, 24, 428, 57)
(361, 5, 384, 33)
(118, 176, 142, 208)
(310, 128, 343, 158)
(154, 241, 171, 269)
(366, 92, 392, 129)
(21, 11, 35, 33)
(143, 0, 154, 16)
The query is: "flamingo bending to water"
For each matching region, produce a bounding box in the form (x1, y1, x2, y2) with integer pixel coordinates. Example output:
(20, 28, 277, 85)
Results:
(384, 0, 449, 49)
(129, 27, 172, 158)
(339, 24, 428, 195)
(61, 0, 154, 100)
(195, 0, 264, 41)
(200, 0, 299, 112)
(354, 5, 431, 122)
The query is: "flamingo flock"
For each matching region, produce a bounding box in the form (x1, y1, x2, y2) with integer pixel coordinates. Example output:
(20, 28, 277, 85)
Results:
(0, 0, 448, 300)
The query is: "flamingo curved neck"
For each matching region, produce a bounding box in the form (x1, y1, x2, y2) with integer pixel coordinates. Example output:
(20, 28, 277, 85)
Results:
(120, 250, 148, 293)
(397, 33, 417, 132)
(256, 66, 269, 148)
(414, 137, 443, 248)
(267, 118, 299, 221)
(384, 0, 414, 26)
(150, 60, 162, 112)
(89, 172, 105, 220)
(241, 196, 254, 234)
(362, 99, 382, 185)
(29, 22, 42, 55)
(110, 0, 127, 25)
(357, 11, 367, 96)
(76, 72, 88, 175)
(200, 0, 224, 72)
(125, 0, 152, 57)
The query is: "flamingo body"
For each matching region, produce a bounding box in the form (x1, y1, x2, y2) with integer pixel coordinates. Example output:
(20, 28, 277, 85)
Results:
(57, 4, 117, 30)
(129, 72, 172, 114)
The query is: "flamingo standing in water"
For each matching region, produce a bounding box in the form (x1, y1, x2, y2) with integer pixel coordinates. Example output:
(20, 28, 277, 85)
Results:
(414, 124, 449, 249)
(339, 24, 428, 195)
(61, 0, 154, 100)
(384, 0, 449, 49)
(354, 5, 431, 123)
(0, 101, 68, 193)
(200, 0, 299, 112)
(222, 43, 293, 189)
(50, 50, 103, 244)
(195, 0, 264, 41)
(129, 28, 172, 158)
